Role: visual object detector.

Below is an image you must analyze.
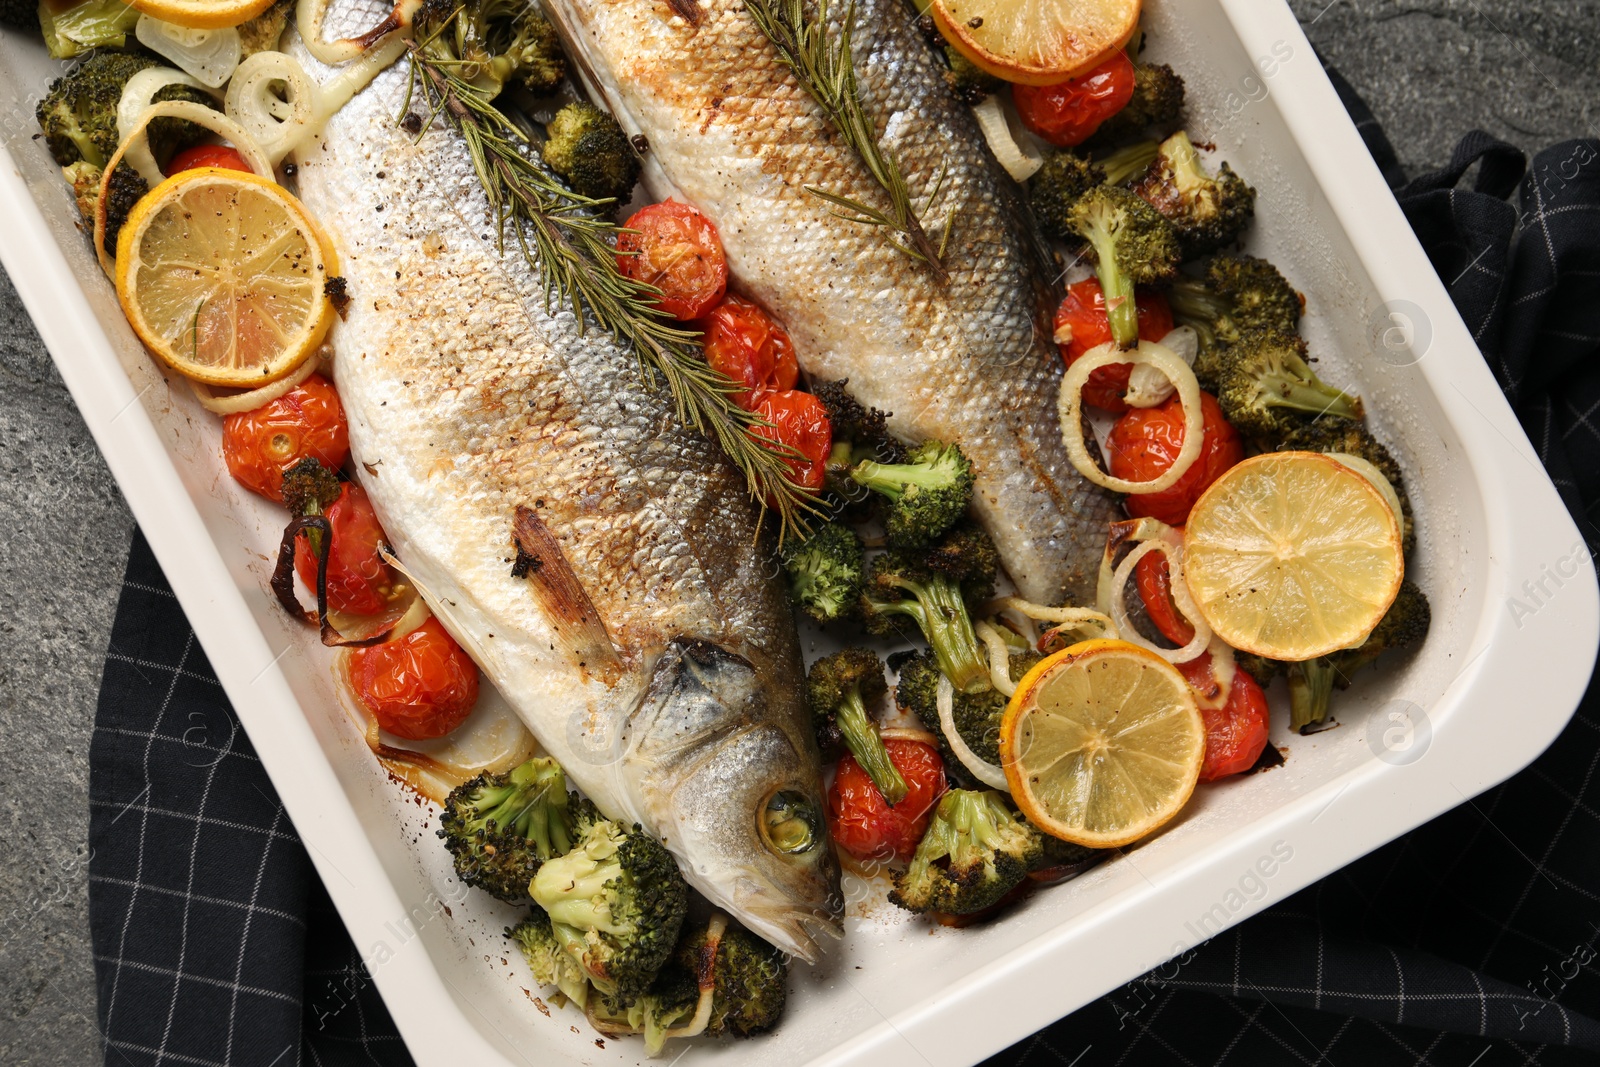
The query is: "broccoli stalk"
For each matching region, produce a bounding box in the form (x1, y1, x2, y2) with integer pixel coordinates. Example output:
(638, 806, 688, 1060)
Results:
(781, 522, 865, 624)
(1288, 581, 1431, 732)
(542, 101, 641, 203)
(1214, 328, 1363, 442)
(848, 440, 974, 548)
(438, 757, 579, 903)
(890, 790, 1043, 915)
(509, 908, 591, 1009)
(808, 649, 903, 803)
(1130, 131, 1256, 258)
(530, 815, 688, 998)
(862, 524, 999, 695)
(1067, 186, 1182, 348)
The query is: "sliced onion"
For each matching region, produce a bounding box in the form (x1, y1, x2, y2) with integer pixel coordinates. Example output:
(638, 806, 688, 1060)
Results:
(1060, 339, 1204, 493)
(314, 30, 410, 123)
(974, 620, 1019, 697)
(136, 15, 241, 87)
(297, 0, 421, 64)
(1107, 539, 1211, 664)
(189, 347, 324, 413)
(1125, 326, 1198, 408)
(937, 673, 1010, 791)
(226, 50, 319, 165)
(118, 68, 218, 186)
(984, 596, 1119, 640)
(972, 96, 1043, 182)
(93, 100, 274, 276)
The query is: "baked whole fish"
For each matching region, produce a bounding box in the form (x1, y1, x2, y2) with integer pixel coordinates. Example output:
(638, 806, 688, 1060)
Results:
(543, 0, 1119, 604)
(288, 25, 841, 960)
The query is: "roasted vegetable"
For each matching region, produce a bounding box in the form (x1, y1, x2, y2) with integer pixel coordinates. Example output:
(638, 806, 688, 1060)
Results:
(1084, 62, 1185, 146)
(1065, 185, 1182, 348)
(1212, 328, 1362, 443)
(36, 52, 212, 169)
(890, 789, 1042, 915)
(509, 908, 591, 1009)
(896, 646, 1040, 768)
(1130, 130, 1255, 258)
(849, 439, 974, 548)
(438, 756, 579, 903)
(39, 0, 138, 58)
(1168, 253, 1303, 389)
(781, 521, 865, 624)
(542, 101, 640, 203)
(1288, 580, 1431, 733)
(808, 648, 902, 803)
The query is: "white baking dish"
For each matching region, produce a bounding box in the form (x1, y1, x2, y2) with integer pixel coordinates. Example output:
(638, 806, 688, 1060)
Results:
(2, 0, 1595, 1062)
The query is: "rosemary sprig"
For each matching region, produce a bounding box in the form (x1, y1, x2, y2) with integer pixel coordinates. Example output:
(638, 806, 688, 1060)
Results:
(743, 0, 950, 281)
(405, 19, 821, 538)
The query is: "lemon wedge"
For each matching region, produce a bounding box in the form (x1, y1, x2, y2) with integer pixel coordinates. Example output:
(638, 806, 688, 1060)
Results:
(931, 0, 1139, 86)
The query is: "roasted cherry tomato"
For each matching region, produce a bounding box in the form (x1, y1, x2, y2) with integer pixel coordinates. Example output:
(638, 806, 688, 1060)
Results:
(1055, 278, 1174, 413)
(1106, 390, 1244, 525)
(827, 739, 947, 862)
(1176, 653, 1270, 782)
(1135, 550, 1195, 647)
(165, 144, 252, 175)
(699, 294, 799, 409)
(749, 389, 832, 494)
(616, 200, 728, 320)
(222, 373, 350, 502)
(348, 617, 480, 740)
(1013, 51, 1137, 148)
(294, 482, 397, 616)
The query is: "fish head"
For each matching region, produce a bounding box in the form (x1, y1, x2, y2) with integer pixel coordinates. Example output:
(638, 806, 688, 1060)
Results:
(624, 639, 843, 963)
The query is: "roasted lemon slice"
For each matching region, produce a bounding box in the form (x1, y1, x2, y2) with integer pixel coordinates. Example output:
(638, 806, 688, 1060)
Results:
(116, 167, 336, 388)
(1183, 451, 1404, 661)
(931, 0, 1139, 86)
(127, 0, 277, 30)
(1000, 639, 1204, 848)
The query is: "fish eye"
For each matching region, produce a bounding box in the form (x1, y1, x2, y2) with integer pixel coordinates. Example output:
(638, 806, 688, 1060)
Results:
(760, 790, 818, 855)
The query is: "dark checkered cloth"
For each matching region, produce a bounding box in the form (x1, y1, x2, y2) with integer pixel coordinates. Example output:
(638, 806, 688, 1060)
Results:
(87, 74, 1600, 1067)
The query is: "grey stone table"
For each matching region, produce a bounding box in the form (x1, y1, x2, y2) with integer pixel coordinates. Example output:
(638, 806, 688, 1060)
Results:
(1, 3, 1595, 1062)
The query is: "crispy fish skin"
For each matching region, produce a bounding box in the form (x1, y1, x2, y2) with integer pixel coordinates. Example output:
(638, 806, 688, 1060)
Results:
(287, 44, 841, 959)
(544, 0, 1119, 604)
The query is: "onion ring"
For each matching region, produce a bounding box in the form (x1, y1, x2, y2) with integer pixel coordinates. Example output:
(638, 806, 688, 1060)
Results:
(1058, 339, 1204, 494)
(971, 96, 1042, 182)
(117, 68, 218, 185)
(937, 673, 1010, 791)
(974, 620, 1019, 698)
(226, 51, 319, 165)
(188, 347, 325, 413)
(1106, 539, 1211, 664)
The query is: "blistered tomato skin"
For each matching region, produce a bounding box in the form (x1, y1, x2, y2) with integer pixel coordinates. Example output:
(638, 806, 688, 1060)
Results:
(1013, 51, 1137, 147)
(749, 389, 833, 494)
(349, 617, 480, 740)
(222, 373, 350, 502)
(1135, 550, 1195, 647)
(1055, 278, 1174, 413)
(616, 200, 729, 320)
(1107, 390, 1244, 525)
(294, 482, 395, 616)
(1199, 664, 1269, 781)
(166, 144, 252, 175)
(699, 294, 799, 409)
(827, 739, 947, 863)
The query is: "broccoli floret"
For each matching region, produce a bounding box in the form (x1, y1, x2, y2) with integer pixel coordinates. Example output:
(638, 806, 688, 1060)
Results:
(1169, 254, 1303, 389)
(1066, 185, 1182, 348)
(677, 923, 788, 1037)
(1213, 328, 1363, 443)
(509, 908, 591, 1009)
(62, 160, 102, 223)
(530, 814, 688, 998)
(238, 0, 292, 57)
(280, 457, 342, 516)
(943, 46, 1001, 105)
(781, 521, 865, 624)
(502, 10, 566, 95)
(419, 0, 567, 97)
(0, 0, 36, 30)
(39, 0, 138, 57)
(809, 649, 903, 802)
(849, 439, 975, 548)
(439, 757, 580, 904)
(101, 161, 149, 260)
(890, 790, 1042, 915)
(896, 647, 1040, 768)
(1279, 416, 1414, 554)
(36, 52, 214, 169)
(861, 523, 998, 694)
(542, 101, 640, 203)
(811, 378, 903, 462)
(590, 962, 699, 1054)
(1030, 140, 1163, 243)
(1288, 581, 1431, 733)
(1130, 131, 1255, 258)
(1084, 62, 1185, 146)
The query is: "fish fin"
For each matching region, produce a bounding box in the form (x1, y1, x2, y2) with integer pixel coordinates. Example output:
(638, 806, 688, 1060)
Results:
(512, 505, 624, 685)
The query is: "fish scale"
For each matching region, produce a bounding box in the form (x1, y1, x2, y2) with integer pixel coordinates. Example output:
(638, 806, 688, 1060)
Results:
(547, 0, 1120, 605)
(287, 33, 841, 960)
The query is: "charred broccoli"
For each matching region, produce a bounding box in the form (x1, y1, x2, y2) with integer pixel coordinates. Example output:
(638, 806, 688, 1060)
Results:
(419, 0, 566, 96)
(678, 922, 788, 1037)
(849, 439, 974, 548)
(238, 0, 292, 57)
(1031, 834, 1105, 880)
(1169, 254, 1303, 389)
(782, 521, 865, 624)
(809, 649, 902, 802)
(439, 756, 580, 904)
(1279, 416, 1414, 554)
(590, 962, 699, 1054)
(1066, 185, 1182, 348)
(542, 101, 640, 203)
(509, 908, 591, 1009)
(1288, 580, 1431, 733)
(280, 457, 342, 515)
(896, 646, 1040, 768)
(529, 814, 688, 998)
(1028, 140, 1159, 242)
(1085, 62, 1185, 146)
(501, 9, 566, 94)
(811, 378, 903, 463)
(890, 790, 1042, 915)
(39, 0, 139, 57)
(36, 52, 213, 170)
(861, 523, 998, 695)
(100, 162, 149, 259)
(943, 46, 1001, 105)
(1130, 130, 1255, 258)
(1213, 328, 1363, 443)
